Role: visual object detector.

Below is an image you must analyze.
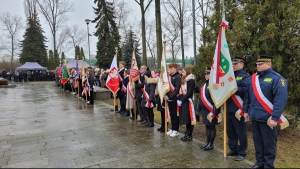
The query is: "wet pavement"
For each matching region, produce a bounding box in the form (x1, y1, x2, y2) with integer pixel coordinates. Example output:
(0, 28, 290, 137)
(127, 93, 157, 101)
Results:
(0, 82, 254, 168)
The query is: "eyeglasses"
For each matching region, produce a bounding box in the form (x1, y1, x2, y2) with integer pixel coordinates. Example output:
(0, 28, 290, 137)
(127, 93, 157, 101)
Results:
(232, 63, 238, 65)
(205, 73, 210, 75)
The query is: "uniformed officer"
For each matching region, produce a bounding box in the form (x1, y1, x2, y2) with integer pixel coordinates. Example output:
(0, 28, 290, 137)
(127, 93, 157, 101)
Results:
(243, 55, 288, 168)
(226, 56, 250, 161)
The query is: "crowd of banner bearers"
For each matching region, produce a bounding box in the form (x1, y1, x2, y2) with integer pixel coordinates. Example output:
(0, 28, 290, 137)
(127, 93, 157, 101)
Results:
(58, 19, 288, 169)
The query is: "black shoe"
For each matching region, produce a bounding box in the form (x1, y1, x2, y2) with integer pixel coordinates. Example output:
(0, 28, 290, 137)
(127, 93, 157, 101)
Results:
(181, 135, 193, 142)
(145, 122, 150, 127)
(235, 155, 244, 161)
(180, 134, 188, 141)
(130, 116, 135, 120)
(227, 150, 238, 156)
(200, 142, 209, 149)
(203, 143, 214, 151)
(159, 128, 165, 133)
(157, 126, 162, 131)
(122, 111, 130, 116)
(146, 123, 154, 127)
(251, 165, 264, 169)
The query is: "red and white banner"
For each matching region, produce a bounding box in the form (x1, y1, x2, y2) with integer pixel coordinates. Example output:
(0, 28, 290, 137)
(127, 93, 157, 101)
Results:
(106, 55, 121, 95)
(130, 49, 140, 83)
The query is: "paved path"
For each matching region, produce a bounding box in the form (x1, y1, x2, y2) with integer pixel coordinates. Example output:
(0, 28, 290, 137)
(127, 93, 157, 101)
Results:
(0, 83, 253, 168)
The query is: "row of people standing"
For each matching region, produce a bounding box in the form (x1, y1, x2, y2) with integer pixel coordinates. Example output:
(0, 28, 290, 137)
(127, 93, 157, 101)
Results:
(101, 54, 287, 169)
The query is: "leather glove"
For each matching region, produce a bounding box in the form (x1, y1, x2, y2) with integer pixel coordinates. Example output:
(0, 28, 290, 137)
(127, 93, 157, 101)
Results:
(164, 95, 169, 100)
(177, 100, 182, 106)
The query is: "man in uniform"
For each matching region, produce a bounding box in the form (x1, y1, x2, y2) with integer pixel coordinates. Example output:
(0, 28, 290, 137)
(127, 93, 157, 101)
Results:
(164, 63, 181, 137)
(243, 55, 288, 168)
(226, 56, 250, 161)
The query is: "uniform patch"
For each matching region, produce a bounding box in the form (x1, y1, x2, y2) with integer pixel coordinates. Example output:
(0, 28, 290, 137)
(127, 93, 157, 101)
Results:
(236, 77, 243, 80)
(280, 79, 285, 87)
(264, 78, 272, 82)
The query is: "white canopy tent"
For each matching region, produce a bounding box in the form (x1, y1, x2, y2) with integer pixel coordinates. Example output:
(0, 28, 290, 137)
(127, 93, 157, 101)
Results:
(66, 60, 90, 68)
(16, 62, 47, 71)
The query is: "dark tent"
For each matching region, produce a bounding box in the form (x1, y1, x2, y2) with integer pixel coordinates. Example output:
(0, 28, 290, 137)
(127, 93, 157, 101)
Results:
(16, 62, 47, 71)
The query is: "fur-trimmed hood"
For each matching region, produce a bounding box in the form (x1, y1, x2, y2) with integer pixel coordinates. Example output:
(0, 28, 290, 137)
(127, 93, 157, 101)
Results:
(185, 74, 195, 82)
(146, 77, 158, 84)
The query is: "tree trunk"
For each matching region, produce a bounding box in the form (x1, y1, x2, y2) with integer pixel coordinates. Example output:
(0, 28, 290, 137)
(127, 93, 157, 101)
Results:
(11, 36, 14, 71)
(140, 1, 147, 66)
(155, 0, 162, 69)
(171, 41, 175, 62)
(179, 0, 185, 67)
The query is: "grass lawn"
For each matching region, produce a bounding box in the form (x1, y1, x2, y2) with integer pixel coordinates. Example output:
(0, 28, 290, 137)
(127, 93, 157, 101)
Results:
(102, 98, 300, 168)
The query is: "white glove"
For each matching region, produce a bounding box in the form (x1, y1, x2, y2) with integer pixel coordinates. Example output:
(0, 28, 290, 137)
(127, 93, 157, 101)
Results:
(177, 100, 182, 106)
(164, 95, 169, 100)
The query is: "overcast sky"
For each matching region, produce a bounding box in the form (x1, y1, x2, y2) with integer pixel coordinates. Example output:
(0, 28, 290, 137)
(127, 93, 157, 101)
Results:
(0, 0, 194, 60)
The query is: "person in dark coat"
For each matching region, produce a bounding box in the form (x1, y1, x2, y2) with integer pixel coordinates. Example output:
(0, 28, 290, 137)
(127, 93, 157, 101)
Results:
(164, 63, 181, 137)
(120, 70, 130, 116)
(197, 67, 221, 151)
(135, 65, 147, 123)
(141, 71, 157, 127)
(243, 55, 288, 168)
(113, 61, 126, 112)
(178, 67, 196, 142)
(87, 68, 95, 105)
(226, 56, 250, 161)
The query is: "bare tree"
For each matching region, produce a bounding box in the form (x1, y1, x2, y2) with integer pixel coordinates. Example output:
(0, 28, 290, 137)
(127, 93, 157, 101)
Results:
(36, 0, 73, 54)
(195, 0, 214, 46)
(145, 19, 157, 68)
(162, 16, 181, 62)
(135, 0, 153, 65)
(162, 0, 191, 67)
(24, 0, 37, 19)
(113, 0, 133, 42)
(0, 13, 23, 71)
(65, 25, 87, 49)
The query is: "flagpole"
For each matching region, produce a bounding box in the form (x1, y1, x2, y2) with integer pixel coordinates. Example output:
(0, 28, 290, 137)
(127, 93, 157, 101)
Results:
(165, 102, 168, 135)
(134, 87, 136, 121)
(224, 102, 227, 157)
(114, 94, 116, 112)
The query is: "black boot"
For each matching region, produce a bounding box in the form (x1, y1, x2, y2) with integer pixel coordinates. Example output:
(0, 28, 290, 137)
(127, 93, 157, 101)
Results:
(182, 132, 193, 142)
(122, 110, 130, 116)
(200, 141, 209, 149)
(180, 131, 188, 140)
(157, 126, 162, 131)
(203, 142, 214, 151)
(146, 112, 154, 127)
(129, 109, 135, 120)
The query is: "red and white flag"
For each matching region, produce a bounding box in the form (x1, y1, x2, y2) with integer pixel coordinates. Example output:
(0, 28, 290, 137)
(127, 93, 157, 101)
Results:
(130, 49, 140, 83)
(106, 55, 121, 95)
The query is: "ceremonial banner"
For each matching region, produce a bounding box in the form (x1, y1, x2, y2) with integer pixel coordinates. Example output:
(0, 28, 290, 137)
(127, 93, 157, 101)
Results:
(209, 19, 237, 108)
(61, 61, 69, 85)
(130, 49, 140, 82)
(106, 55, 121, 95)
(157, 44, 170, 105)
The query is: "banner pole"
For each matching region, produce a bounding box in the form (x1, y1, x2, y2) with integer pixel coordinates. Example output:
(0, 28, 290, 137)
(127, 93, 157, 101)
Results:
(134, 87, 136, 122)
(224, 102, 227, 157)
(78, 79, 80, 98)
(114, 94, 116, 112)
(165, 101, 168, 135)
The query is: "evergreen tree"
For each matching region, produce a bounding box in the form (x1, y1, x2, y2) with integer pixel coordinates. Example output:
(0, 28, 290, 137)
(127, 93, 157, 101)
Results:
(48, 50, 54, 70)
(75, 45, 80, 59)
(80, 47, 85, 60)
(196, 0, 300, 126)
(19, 9, 48, 66)
(53, 49, 60, 68)
(92, 0, 121, 69)
(121, 30, 142, 69)
(61, 52, 65, 65)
